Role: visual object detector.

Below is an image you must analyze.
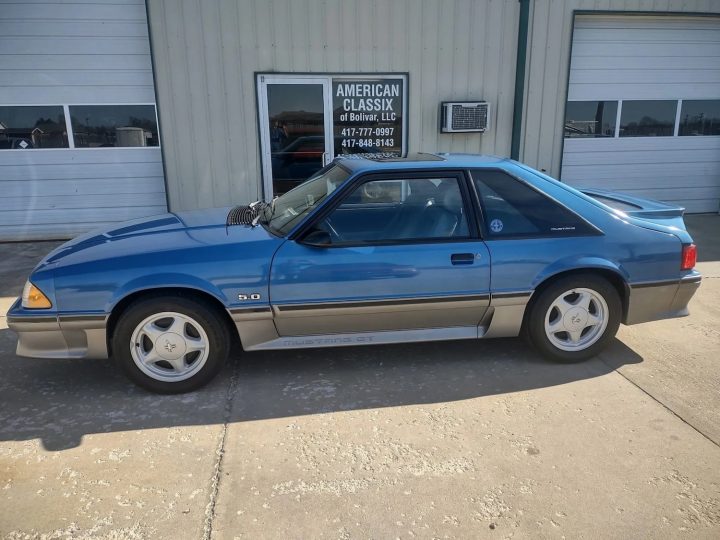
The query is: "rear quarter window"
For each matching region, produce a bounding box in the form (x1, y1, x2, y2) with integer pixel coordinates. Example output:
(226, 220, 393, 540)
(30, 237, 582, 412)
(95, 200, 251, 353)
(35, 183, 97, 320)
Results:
(470, 169, 597, 238)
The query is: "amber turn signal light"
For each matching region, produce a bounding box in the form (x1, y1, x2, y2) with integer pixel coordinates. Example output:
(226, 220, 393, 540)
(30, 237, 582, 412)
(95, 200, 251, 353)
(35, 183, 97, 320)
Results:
(21, 281, 52, 309)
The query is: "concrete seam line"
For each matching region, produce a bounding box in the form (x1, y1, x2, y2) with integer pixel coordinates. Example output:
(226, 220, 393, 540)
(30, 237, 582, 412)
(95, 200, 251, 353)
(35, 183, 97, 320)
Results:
(202, 362, 240, 540)
(603, 358, 720, 449)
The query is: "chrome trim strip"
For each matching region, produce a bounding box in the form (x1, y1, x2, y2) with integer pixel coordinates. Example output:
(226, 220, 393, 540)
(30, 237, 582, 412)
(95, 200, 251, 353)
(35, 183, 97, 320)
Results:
(275, 294, 491, 312)
(57, 314, 108, 323)
(228, 306, 273, 315)
(7, 315, 58, 324)
(491, 291, 532, 300)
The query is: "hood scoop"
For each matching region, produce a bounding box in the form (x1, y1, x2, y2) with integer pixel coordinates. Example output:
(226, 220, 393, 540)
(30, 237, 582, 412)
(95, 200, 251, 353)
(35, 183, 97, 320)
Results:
(227, 201, 269, 226)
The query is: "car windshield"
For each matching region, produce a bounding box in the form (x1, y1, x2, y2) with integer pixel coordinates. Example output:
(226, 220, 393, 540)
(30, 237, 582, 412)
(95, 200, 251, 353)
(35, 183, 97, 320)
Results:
(262, 164, 350, 236)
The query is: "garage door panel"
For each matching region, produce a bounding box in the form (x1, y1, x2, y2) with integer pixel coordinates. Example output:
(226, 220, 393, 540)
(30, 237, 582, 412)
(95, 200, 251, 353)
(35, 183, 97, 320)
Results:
(0, 0, 168, 240)
(0, 148, 161, 166)
(572, 41, 720, 59)
(0, 86, 157, 105)
(0, 162, 165, 182)
(561, 174, 719, 191)
(0, 193, 167, 212)
(562, 15, 720, 214)
(0, 55, 152, 71)
(575, 55, 720, 71)
(563, 137, 720, 152)
(1, 178, 167, 197)
(0, 3, 146, 21)
(1, 206, 167, 227)
(562, 148, 720, 166)
(0, 70, 154, 87)
(571, 69, 720, 85)
(676, 200, 720, 214)
(567, 83, 719, 101)
(0, 224, 126, 243)
(575, 27, 720, 43)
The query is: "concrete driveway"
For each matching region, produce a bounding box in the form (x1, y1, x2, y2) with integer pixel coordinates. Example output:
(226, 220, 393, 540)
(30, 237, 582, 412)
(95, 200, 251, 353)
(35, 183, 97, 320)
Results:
(1, 216, 719, 539)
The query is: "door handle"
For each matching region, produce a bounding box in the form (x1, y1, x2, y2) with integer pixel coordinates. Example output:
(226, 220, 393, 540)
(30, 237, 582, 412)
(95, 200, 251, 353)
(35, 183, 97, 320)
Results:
(451, 253, 475, 265)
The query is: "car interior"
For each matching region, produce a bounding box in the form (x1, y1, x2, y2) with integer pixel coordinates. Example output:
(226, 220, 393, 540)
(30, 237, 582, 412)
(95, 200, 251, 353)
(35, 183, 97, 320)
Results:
(315, 177, 470, 244)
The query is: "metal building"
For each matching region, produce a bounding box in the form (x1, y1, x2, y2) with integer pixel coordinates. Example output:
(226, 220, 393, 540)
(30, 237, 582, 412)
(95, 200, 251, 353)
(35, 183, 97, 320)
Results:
(1, 0, 719, 241)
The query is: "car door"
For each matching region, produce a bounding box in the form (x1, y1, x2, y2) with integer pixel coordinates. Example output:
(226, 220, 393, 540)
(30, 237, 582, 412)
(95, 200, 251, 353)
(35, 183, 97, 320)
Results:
(269, 171, 491, 336)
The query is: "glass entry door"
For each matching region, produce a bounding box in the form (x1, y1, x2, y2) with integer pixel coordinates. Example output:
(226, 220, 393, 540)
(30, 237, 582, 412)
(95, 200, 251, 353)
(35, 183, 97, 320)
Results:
(258, 76, 333, 197)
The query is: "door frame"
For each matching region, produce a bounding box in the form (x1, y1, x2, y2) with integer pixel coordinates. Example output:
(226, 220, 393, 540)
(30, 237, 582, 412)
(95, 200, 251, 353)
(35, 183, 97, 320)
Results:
(256, 73, 409, 200)
(257, 75, 333, 200)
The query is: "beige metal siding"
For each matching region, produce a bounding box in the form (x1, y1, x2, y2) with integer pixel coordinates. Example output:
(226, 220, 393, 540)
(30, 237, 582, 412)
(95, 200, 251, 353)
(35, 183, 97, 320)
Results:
(146, 0, 520, 211)
(519, 0, 720, 179)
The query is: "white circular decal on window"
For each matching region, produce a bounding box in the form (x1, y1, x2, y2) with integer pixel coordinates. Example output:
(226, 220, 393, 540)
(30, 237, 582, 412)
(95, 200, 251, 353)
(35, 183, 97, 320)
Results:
(490, 219, 504, 233)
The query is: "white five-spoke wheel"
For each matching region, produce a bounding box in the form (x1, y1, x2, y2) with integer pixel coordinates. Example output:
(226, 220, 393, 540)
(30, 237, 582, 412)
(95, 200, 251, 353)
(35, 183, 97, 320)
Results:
(131, 312, 210, 382)
(113, 296, 231, 393)
(544, 288, 609, 351)
(527, 274, 621, 363)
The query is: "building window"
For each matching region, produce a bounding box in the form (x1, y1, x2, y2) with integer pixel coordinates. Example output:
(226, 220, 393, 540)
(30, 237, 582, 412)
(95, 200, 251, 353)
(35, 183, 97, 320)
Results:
(564, 101, 618, 138)
(679, 100, 720, 136)
(0, 106, 69, 149)
(69, 105, 159, 148)
(619, 100, 677, 137)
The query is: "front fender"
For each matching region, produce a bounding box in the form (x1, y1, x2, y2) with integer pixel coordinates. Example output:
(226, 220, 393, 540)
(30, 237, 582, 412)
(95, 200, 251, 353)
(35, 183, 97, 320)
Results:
(108, 273, 230, 312)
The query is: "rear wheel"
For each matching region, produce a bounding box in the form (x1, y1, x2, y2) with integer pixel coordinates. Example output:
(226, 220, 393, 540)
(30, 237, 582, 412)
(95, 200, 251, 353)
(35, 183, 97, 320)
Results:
(526, 274, 621, 363)
(112, 296, 230, 393)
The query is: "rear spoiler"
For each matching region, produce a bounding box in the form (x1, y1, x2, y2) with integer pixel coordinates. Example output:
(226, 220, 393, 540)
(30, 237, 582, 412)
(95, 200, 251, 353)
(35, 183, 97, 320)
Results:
(580, 188, 689, 233)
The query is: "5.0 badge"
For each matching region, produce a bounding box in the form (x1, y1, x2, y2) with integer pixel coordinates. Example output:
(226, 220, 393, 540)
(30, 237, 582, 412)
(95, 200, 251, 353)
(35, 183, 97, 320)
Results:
(238, 293, 261, 301)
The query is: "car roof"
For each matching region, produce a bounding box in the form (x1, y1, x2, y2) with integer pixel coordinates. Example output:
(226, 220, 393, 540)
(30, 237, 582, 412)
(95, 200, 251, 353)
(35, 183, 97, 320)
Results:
(335, 153, 511, 173)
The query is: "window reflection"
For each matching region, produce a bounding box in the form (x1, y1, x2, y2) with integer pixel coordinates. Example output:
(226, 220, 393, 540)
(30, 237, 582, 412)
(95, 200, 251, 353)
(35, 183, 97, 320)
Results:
(679, 100, 720, 136)
(564, 101, 618, 138)
(267, 84, 326, 194)
(0, 106, 68, 149)
(619, 100, 676, 137)
(70, 105, 159, 147)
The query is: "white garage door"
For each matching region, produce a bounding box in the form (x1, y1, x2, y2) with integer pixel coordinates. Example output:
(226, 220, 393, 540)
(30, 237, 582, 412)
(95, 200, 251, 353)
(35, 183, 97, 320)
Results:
(561, 15, 720, 214)
(0, 0, 167, 241)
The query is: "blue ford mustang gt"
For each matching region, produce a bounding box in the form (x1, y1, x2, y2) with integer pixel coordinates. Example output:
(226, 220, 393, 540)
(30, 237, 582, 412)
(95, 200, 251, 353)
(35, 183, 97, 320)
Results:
(8, 154, 701, 393)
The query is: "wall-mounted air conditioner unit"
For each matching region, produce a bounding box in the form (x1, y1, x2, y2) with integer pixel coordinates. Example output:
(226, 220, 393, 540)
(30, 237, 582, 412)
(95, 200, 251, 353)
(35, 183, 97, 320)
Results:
(440, 101, 490, 133)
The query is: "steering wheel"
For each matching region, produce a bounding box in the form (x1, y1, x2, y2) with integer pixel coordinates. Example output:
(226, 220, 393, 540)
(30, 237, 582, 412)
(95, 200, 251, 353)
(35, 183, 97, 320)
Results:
(362, 182, 384, 200)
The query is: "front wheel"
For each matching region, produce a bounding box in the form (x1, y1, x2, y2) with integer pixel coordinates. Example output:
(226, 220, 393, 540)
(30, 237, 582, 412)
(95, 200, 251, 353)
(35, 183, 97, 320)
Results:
(112, 296, 231, 393)
(526, 274, 621, 363)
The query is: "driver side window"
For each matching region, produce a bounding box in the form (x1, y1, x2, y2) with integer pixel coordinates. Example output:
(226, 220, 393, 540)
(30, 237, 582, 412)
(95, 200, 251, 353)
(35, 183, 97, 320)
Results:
(315, 176, 470, 244)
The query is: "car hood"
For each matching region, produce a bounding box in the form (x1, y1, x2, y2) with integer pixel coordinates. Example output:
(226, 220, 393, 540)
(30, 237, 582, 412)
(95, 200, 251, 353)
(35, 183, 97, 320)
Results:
(38, 207, 279, 269)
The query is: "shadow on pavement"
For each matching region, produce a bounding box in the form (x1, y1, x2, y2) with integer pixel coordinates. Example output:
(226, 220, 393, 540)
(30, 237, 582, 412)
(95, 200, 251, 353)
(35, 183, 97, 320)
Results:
(0, 328, 642, 451)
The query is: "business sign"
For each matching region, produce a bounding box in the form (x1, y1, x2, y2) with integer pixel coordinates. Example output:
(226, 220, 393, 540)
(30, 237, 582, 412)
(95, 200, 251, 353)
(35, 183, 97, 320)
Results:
(332, 78, 404, 157)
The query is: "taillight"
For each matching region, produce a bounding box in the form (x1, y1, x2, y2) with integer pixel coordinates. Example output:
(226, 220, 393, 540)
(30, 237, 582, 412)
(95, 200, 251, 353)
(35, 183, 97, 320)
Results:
(681, 244, 697, 271)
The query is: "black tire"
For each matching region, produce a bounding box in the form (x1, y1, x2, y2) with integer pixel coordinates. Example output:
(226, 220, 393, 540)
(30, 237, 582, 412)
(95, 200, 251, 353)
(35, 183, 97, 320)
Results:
(112, 295, 231, 393)
(525, 274, 621, 363)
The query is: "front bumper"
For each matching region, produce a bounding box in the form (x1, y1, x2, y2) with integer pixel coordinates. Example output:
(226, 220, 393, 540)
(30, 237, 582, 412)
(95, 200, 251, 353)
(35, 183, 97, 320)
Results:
(6, 298, 109, 359)
(625, 272, 702, 325)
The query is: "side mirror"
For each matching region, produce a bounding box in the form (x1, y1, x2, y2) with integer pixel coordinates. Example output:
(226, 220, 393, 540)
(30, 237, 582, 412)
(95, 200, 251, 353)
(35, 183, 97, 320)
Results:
(301, 228, 332, 247)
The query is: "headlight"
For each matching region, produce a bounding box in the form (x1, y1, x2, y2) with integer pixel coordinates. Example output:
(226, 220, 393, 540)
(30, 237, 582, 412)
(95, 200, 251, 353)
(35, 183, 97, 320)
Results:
(22, 281, 52, 309)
